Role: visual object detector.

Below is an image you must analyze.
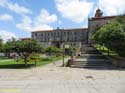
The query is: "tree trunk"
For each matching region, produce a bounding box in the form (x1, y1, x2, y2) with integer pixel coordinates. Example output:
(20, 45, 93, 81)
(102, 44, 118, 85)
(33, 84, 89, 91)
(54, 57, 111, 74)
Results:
(102, 44, 104, 52)
(24, 56, 28, 67)
(35, 60, 37, 67)
(108, 48, 109, 56)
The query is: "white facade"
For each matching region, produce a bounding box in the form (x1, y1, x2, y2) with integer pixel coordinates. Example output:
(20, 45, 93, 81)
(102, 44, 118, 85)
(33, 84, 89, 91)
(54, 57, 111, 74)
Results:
(32, 28, 88, 48)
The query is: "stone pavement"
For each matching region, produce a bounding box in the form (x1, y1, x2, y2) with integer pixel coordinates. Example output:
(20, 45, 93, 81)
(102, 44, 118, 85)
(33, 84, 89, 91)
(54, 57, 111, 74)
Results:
(0, 79, 125, 93)
(0, 58, 125, 93)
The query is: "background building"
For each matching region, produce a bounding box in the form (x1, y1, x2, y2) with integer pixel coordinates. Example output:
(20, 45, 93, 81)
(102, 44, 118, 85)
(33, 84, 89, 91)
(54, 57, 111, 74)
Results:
(32, 28, 88, 48)
(88, 8, 116, 44)
(32, 9, 118, 48)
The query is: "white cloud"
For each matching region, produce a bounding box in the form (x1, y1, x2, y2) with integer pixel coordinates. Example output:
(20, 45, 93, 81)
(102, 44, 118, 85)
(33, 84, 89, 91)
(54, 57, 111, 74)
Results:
(16, 15, 32, 31)
(0, 0, 32, 15)
(35, 9, 57, 24)
(55, 0, 93, 23)
(16, 9, 57, 31)
(99, 0, 125, 16)
(31, 25, 53, 31)
(0, 0, 7, 7)
(0, 30, 17, 42)
(0, 14, 13, 22)
(7, 2, 32, 15)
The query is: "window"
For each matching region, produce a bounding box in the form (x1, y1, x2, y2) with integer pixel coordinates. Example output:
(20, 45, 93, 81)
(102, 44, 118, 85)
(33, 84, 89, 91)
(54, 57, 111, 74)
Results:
(67, 32, 69, 35)
(35, 33, 37, 36)
(41, 33, 43, 36)
(64, 32, 66, 35)
(74, 43, 76, 46)
(75, 37, 77, 41)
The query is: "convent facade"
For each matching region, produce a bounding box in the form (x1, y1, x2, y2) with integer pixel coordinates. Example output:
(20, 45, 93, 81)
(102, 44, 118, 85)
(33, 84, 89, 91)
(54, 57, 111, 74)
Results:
(32, 9, 117, 48)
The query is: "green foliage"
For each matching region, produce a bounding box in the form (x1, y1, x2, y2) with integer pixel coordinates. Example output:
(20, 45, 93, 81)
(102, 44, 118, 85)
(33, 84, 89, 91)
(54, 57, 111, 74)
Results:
(4, 39, 43, 54)
(0, 37, 3, 52)
(92, 18, 125, 57)
(65, 47, 72, 55)
(40, 57, 51, 61)
(3, 39, 44, 66)
(116, 14, 125, 32)
(116, 14, 125, 24)
(45, 46, 62, 54)
(29, 53, 41, 60)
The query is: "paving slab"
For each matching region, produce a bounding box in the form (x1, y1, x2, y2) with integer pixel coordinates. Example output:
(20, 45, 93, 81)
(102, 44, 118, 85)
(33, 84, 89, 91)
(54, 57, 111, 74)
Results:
(0, 80, 125, 93)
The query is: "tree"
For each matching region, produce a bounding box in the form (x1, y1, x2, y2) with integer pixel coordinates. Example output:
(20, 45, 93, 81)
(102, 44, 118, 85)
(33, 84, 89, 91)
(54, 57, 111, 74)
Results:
(0, 37, 3, 52)
(3, 39, 15, 56)
(116, 14, 125, 31)
(19, 40, 43, 66)
(3, 39, 44, 66)
(93, 22, 125, 57)
(29, 53, 41, 66)
(65, 47, 73, 56)
(116, 14, 125, 24)
(45, 46, 62, 64)
(45, 46, 62, 56)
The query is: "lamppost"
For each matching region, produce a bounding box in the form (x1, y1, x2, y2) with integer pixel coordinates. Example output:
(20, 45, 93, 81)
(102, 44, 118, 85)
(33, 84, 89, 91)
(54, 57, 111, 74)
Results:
(62, 43, 65, 67)
(48, 38, 54, 64)
(62, 43, 69, 67)
(72, 47, 75, 64)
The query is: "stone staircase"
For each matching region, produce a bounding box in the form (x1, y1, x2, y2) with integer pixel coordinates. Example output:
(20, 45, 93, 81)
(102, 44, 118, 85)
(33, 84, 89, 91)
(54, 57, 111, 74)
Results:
(71, 45, 111, 68)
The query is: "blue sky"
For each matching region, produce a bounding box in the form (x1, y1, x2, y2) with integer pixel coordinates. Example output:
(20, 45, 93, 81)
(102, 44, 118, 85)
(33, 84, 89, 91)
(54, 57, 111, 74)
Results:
(0, 0, 125, 41)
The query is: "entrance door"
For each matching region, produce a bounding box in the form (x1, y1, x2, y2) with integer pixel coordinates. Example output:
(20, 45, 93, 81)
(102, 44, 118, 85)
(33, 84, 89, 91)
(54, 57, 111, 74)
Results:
(56, 43, 60, 48)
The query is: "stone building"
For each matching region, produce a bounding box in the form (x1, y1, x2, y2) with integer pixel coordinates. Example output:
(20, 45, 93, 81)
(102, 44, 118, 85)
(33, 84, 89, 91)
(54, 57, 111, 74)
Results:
(88, 8, 116, 43)
(32, 8, 118, 48)
(32, 28, 88, 48)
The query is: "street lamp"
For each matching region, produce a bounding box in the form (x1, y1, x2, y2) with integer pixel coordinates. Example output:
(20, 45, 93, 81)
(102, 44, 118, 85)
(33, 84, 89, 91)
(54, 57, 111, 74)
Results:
(62, 44, 69, 67)
(71, 47, 75, 64)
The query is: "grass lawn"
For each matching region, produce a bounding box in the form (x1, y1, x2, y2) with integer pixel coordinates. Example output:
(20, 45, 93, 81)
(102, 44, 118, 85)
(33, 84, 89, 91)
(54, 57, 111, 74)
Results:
(0, 57, 10, 60)
(0, 56, 63, 69)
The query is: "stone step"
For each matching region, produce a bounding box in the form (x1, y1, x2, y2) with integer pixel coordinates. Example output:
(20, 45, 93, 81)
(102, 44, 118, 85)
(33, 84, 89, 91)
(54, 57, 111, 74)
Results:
(80, 54, 104, 57)
(73, 64, 110, 67)
(80, 47, 96, 51)
(71, 65, 110, 68)
(81, 45, 92, 47)
(72, 63, 110, 66)
(72, 44, 111, 69)
(79, 56, 106, 59)
(74, 59, 109, 62)
(84, 50, 100, 52)
(81, 48, 96, 50)
(82, 51, 101, 54)
(73, 61, 109, 64)
(74, 62, 110, 65)
(74, 60, 110, 63)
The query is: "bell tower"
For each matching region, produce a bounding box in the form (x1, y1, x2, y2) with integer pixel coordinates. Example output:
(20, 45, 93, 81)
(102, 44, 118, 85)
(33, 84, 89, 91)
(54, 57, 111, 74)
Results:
(95, 8, 103, 17)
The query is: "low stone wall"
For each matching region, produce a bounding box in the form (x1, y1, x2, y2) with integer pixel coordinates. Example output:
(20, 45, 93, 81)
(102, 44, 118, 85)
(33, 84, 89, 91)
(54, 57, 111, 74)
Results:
(107, 56, 125, 68)
(97, 50, 125, 68)
(66, 59, 72, 67)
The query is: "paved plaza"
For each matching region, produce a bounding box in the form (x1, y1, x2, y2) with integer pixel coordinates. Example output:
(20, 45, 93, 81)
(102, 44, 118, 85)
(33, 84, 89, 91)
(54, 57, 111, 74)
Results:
(0, 59, 125, 93)
(0, 79, 125, 93)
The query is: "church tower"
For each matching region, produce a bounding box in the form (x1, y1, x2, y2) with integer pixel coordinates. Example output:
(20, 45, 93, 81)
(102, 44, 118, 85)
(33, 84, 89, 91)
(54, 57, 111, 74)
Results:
(95, 8, 103, 17)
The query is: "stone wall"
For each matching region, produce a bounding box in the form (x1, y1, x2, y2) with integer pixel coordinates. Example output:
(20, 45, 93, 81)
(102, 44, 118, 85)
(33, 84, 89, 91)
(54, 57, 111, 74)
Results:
(32, 28, 88, 48)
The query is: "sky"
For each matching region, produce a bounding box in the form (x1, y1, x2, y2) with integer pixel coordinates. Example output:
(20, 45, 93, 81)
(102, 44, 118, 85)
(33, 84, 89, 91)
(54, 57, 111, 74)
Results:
(0, 0, 125, 42)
